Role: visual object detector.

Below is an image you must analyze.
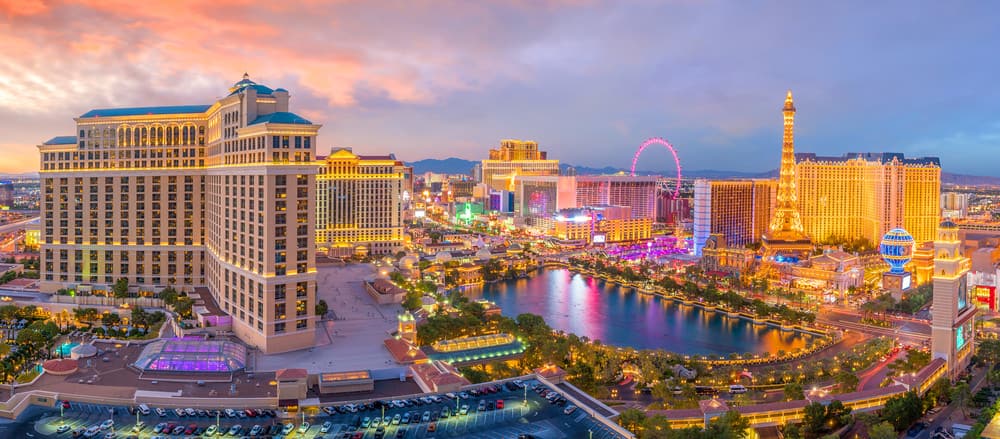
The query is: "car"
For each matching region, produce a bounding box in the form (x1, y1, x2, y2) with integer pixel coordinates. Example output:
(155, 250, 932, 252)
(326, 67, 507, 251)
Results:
(392, 414, 401, 425)
(351, 433, 363, 439)
(83, 426, 101, 438)
(184, 423, 197, 434)
(427, 422, 437, 432)
(57, 424, 72, 433)
(298, 422, 310, 433)
(174, 408, 186, 417)
(185, 408, 196, 417)
(162, 423, 176, 433)
(478, 400, 486, 411)
(236, 410, 247, 418)
(282, 423, 295, 435)
(197, 409, 208, 417)
(225, 409, 237, 418)
(227, 424, 242, 436)
(102, 432, 116, 439)
(131, 421, 145, 432)
(458, 392, 470, 399)
(459, 405, 469, 415)
(71, 428, 86, 437)
(440, 407, 449, 419)
(155, 408, 167, 417)
(487, 401, 495, 410)
(250, 425, 263, 435)
(322, 406, 336, 415)
(421, 411, 430, 422)
(400, 412, 410, 424)
(496, 399, 504, 409)
(100, 419, 115, 430)
(62, 400, 72, 409)
(170, 425, 185, 435)
(205, 425, 218, 436)
(445, 392, 456, 399)
(361, 417, 372, 428)
(321, 421, 333, 433)
(564, 405, 577, 415)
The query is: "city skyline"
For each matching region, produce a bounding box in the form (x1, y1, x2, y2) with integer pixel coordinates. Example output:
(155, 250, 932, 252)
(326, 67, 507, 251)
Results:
(3, 1, 1000, 177)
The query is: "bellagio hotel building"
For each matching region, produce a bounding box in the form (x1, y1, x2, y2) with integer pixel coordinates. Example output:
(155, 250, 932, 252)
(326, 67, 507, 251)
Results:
(37, 75, 319, 353)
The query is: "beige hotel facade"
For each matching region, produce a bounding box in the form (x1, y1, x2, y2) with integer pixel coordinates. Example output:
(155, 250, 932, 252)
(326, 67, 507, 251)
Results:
(37, 75, 320, 353)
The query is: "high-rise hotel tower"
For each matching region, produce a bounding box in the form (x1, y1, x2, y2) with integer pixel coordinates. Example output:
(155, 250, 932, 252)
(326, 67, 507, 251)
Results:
(37, 74, 320, 353)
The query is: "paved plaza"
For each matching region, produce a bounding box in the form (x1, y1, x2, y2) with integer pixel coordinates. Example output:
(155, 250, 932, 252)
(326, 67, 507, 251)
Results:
(256, 263, 403, 374)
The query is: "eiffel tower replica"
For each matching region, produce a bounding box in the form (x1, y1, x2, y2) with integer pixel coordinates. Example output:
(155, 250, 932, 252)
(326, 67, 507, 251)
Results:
(761, 90, 812, 261)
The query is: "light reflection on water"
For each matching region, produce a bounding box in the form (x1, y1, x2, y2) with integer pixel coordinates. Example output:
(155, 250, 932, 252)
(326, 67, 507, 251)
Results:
(467, 268, 815, 355)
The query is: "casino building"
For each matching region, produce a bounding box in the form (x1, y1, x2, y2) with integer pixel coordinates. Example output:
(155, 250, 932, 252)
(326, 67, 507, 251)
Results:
(37, 74, 320, 353)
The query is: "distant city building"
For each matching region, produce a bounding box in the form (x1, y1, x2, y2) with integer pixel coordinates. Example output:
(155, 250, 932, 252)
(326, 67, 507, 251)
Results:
(692, 179, 775, 256)
(316, 148, 408, 258)
(796, 152, 941, 245)
(931, 220, 976, 379)
(37, 74, 320, 353)
(514, 175, 657, 220)
(941, 192, 971, 218)
(480, 139, 559, 191)
(0, 182, 12, 208)
(658, 195, 691, 225)
(762, 90, 812, 259)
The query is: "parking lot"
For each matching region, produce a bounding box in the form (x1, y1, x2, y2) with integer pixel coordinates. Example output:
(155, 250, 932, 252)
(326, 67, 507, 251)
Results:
(27, 379, 626, 438)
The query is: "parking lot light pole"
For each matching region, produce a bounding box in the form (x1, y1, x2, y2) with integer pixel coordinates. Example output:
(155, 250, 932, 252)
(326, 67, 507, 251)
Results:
(589, 428, 593, 439)
(216, 411, 220, 432)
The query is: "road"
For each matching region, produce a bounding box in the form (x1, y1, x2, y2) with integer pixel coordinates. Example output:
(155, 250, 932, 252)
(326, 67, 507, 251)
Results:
(818, 307, 931, 347)
(0, 217, 38, 235)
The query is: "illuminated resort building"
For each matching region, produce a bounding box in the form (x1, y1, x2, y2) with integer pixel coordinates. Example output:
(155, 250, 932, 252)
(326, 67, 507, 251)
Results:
(37, 74, 320, 353)
(692, 179, 775, 255)
(480, 139, 559, 191)
(796, 152, 941, 245)
(931, 220, 976, 378)
(514, 175, 658, 220)
(551, 206, 652, 245)
(316, 148, 409, 258)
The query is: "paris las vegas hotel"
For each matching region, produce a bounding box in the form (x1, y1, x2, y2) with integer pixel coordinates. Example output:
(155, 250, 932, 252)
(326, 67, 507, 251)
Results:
(36, 75, 406, 353)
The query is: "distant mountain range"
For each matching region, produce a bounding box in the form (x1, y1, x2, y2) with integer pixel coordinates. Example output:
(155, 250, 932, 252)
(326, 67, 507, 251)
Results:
(406, 157, 1000, 186)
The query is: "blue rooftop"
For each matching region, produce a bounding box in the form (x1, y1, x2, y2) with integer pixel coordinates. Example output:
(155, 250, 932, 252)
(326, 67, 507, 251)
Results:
(43, 136, 77, 145)
(248, 112, 312, 126)
(80, 105, 211, 118)
(228, 84, 274, 97)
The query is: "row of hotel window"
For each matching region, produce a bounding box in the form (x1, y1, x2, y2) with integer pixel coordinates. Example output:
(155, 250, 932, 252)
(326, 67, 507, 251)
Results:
(76, 125, 205, 148)
(223, 135, 312, 153)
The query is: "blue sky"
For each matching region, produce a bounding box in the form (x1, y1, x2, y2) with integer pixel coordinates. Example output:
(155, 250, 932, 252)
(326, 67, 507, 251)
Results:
(1, 1, 998, 175)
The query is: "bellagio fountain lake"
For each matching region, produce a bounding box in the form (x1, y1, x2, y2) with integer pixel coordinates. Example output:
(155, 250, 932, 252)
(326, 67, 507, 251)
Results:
(468, 268, 816, 355)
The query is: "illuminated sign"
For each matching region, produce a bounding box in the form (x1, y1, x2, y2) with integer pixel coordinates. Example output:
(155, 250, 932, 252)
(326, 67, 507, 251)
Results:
(901, 274, 911, 291)
(593, 234, 606, 244)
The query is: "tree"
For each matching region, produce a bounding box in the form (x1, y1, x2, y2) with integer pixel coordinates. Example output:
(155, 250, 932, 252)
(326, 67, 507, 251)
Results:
(158, 287, 179, 304)
(801, 402, 828, 438)
(101, 312, 121, 327)
(705, 410, 750, 439)
(131, 306, 148, 329)
(882, 391, 924, 430)
(315, 299, 329, 318)
(868, 421, 897, 439)
(834, 370, 859, 392)
(112, 277, 129, 298)
(618, 408, 646, 435)
(951, 381, 971, 417)
(402, 291, 422, 311)
(73, 307, 100, 325)
(784, 382, 805, 400)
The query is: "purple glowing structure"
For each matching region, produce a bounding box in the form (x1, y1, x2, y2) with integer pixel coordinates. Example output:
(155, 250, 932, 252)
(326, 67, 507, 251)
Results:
(133, 339, 246, 373)
(630, 137, 682, 199)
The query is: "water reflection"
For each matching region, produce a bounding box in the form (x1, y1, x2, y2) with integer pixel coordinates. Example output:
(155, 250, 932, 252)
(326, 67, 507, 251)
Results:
(468, 268, 814, 355)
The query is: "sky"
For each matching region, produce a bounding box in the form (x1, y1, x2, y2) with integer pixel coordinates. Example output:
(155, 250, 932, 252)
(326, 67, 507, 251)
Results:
(1, 0, 999, 176)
